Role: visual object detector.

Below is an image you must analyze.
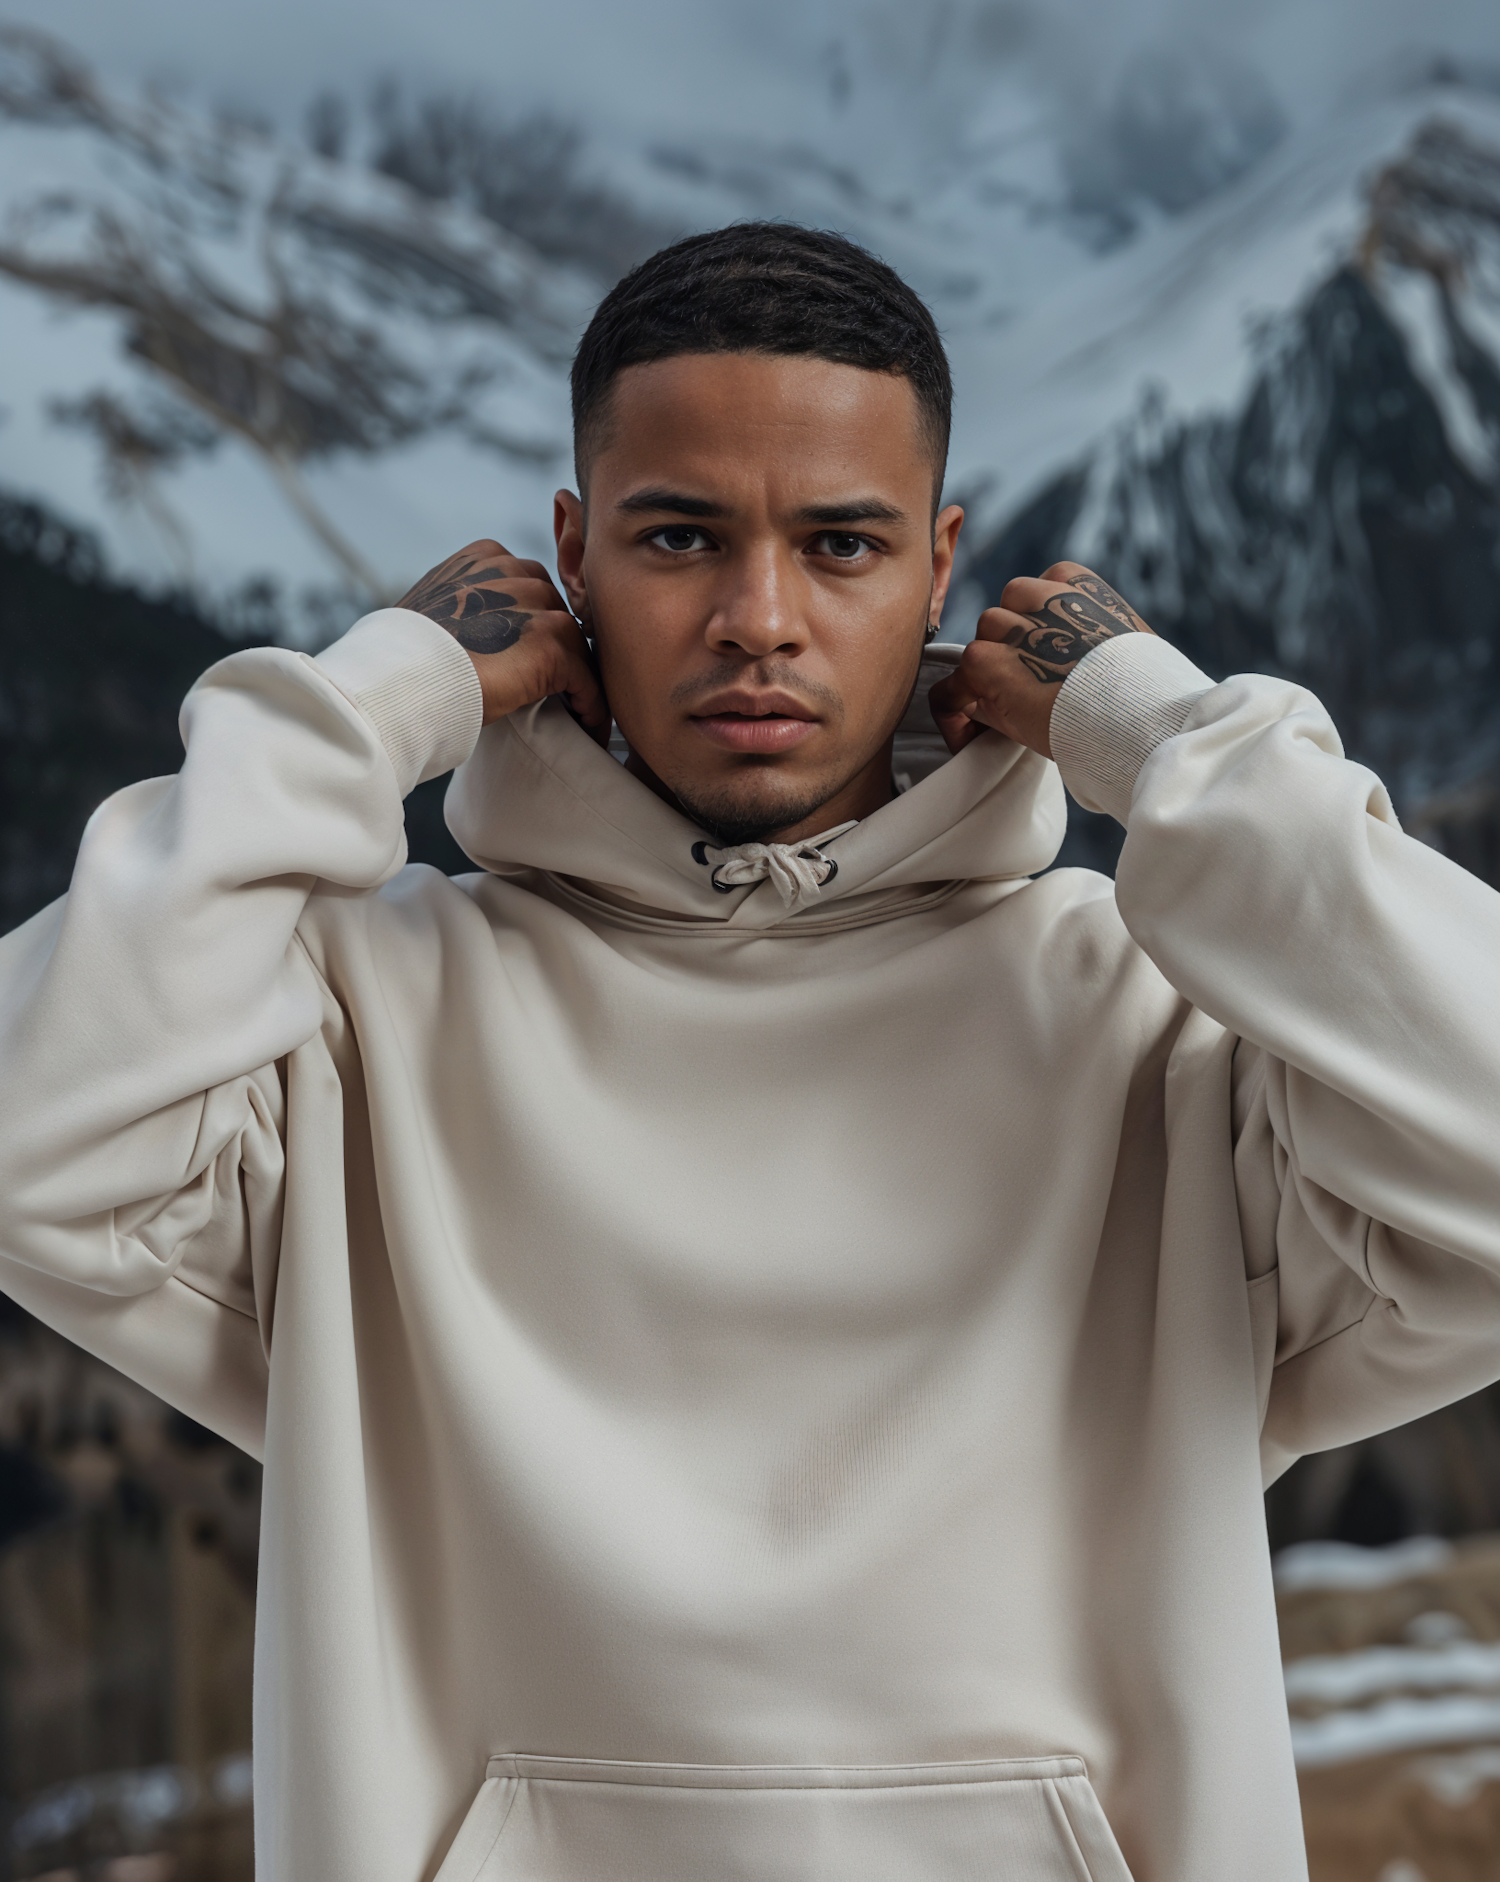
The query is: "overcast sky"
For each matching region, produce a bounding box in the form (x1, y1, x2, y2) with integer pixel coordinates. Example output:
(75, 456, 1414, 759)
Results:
(6, 0, 1500, 158)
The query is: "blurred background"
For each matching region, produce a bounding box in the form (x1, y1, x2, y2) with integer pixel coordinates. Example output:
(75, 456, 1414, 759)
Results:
(1, 0, 1500, 1876)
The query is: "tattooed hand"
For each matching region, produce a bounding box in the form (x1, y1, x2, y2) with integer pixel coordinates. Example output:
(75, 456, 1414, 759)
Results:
(928, 561, 1154, 758)
(396, 539, 610, 737)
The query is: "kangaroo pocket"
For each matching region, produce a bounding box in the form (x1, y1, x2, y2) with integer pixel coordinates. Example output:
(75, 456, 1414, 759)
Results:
(434, 1753, 1136, 1881)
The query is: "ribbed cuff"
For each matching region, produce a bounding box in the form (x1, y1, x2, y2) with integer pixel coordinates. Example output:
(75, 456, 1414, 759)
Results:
(1050, 634, 1216, 824)
(314, 609, 484, 798)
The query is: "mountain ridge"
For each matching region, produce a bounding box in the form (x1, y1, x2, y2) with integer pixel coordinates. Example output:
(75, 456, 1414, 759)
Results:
(6, 27, 1499, 648)
(971, 118, 1500, 873)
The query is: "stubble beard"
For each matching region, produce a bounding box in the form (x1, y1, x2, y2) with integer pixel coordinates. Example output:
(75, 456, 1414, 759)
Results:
(668, 771, 855, 849)
(625, 656, 856, 847)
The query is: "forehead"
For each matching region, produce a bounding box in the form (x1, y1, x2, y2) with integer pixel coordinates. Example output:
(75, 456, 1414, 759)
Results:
(588, 353, 930, 503)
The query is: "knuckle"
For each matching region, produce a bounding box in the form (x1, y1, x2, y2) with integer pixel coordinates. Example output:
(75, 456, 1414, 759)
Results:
(1043, 559, 1087, 582)
(999, 577, 1034, 610)
(974, 605, 1010, 639)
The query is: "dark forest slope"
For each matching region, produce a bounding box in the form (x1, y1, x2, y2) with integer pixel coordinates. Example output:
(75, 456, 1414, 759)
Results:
(0, 497, 465, 938)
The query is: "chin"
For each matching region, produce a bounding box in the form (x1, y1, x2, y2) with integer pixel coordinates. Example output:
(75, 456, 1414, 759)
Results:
(670, 771, 843, 848)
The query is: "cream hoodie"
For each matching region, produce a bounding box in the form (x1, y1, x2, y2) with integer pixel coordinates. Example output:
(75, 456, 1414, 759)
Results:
(2, 610, 1499, 1882)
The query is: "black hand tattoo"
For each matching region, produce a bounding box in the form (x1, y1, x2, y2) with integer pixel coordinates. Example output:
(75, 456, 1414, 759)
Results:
(1005, 575, 1148, 684)
(397, 558, 535, 655)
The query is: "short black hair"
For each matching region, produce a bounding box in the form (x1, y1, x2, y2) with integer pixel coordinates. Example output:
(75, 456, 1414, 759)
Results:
(570, 222, 952, 503)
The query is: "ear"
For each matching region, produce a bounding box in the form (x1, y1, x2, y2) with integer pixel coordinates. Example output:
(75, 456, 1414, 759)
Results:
(927, 505, 965, 629)
(553, 490, 590, 622)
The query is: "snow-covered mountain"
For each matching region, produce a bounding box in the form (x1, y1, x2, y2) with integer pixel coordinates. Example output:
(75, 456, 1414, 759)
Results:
(3, 21, 1500, 834)
(0, 27, 603, 638)
(970, 106, 1500, 829)
(0, 15, 1158, 633)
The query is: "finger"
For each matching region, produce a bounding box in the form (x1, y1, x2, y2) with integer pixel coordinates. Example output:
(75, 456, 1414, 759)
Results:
(937, 638, 1061, 749)
(929, 646, 1013, 752)
(559, 655, 611, 744)
(456, 575, 569, 612)
(975, 608, 1112, 703)
(467, 611, 575, 680)
(983, 580, 1151, 680)
(926, 664, 975, 719)
(995, 568, 1151, 640)
(469, 612, 602, 725)
(444, 538, 509, 570)
(972, 603, 1038, 643)
(420, 579, 571, 644)
(998, 574, 1073, 619)
(927, 671, 983, 752)
(927, 668, 980, 751)
(400, 542, 516, 618)
(398, 542, 563, 611)
(453, 548, 554, 585)
(931, 711, 984, 755)
(929, 636, 1011, 707)
(1047, 562, 1153, 635)
(466, 556, 558, 591)
(547, 627, 611, 742)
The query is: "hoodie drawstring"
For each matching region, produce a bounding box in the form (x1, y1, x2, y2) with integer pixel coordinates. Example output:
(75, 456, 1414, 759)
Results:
(690, 822, 858, 912)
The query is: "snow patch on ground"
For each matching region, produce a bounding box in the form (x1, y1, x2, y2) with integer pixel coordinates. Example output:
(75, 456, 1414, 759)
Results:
(1291, 1691, 1500, 1768)
(1275, 1536, 1454, 1594)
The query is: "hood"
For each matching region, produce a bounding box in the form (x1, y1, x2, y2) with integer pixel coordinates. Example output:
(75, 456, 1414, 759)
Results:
(443, 645, 1067, 931)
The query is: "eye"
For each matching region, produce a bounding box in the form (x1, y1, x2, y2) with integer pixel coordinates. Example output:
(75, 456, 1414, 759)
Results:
(648, 526, 714, 554)
(814, 532, 872, 561)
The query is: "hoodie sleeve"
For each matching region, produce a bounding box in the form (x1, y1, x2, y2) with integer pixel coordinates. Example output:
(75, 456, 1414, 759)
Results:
(1051, 634, 1500, 1480)
(0, 610, 482, 1456)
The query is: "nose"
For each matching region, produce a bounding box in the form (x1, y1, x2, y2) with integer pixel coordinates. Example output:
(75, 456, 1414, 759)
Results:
(704, 541, 810, 659)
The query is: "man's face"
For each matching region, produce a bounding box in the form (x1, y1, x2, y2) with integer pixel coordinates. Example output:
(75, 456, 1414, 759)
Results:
(554, 353, 964, 846)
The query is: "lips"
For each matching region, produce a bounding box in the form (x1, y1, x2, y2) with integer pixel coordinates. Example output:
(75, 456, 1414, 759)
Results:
(692, 714, 819, 753)
(688, 689, 821, 755)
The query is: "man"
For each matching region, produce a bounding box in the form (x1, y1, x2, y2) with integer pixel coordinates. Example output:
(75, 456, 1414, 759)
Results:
(1, 222, 1497, 1882)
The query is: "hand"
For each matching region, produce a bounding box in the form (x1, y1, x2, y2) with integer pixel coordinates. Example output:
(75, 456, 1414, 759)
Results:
(396, 539, 610, 738)
(929, 562, 1153, 758)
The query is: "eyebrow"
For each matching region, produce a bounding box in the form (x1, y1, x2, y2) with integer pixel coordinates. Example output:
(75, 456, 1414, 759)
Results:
(792, 499, 906, 526)
(615, 489, 908, 526)
(617, 488, 727, 518)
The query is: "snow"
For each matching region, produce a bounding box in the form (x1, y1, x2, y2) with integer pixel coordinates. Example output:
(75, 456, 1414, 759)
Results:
(1290, 1691, 1500, 1768)
(0, 35, 589, 635)
(0, 252, 567, 633)
(1285, 1639, 1500, 1707)
(3, 27, 1500, 642)
(945, 85, 1500, 537)
(1273, 1536, 1454, 1594)
(1278, 1540, 1500, 1773)
(1380, 262, 1498, 481)
(1409, 1743, 1500, 1806)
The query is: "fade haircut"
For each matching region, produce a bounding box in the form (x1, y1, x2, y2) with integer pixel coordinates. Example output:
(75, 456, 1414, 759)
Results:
(570, 222, 953, 510)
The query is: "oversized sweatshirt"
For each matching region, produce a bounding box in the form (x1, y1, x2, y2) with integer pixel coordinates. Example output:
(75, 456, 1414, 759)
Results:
(2, 610, 1500, 1882)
